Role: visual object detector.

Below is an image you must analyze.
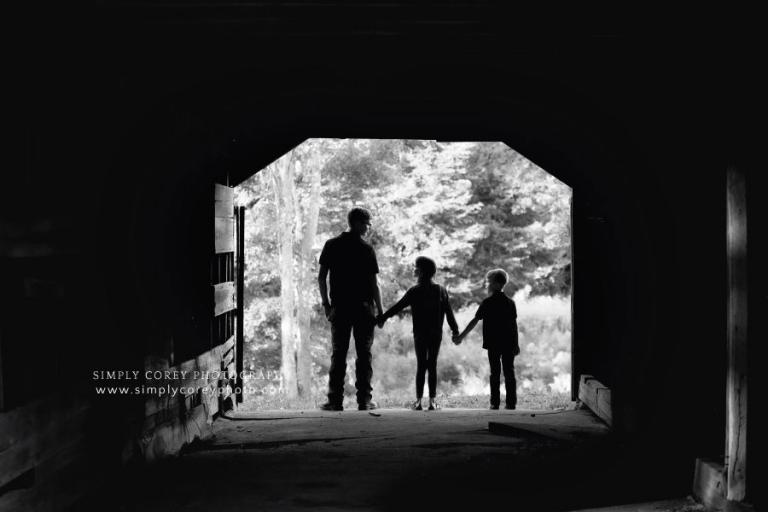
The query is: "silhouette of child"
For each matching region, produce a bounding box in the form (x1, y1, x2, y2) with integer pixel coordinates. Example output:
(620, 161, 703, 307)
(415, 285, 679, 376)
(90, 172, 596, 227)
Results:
(453, 268, 519, 410)
(377, 256, 459, 410)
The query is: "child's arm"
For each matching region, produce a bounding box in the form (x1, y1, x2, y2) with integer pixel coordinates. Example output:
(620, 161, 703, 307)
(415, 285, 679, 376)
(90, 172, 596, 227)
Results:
(441, 287, 460, 338)
(377, 290, 412, 326)
(455, 300, 485, 344)
(454, 317, 479, 344)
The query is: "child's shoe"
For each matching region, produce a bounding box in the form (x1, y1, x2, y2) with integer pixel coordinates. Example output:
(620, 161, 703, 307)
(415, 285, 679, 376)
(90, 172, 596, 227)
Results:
(410, 399, 423, 411)
(489, 403, 500, 410)
(427, 398, 440, 411)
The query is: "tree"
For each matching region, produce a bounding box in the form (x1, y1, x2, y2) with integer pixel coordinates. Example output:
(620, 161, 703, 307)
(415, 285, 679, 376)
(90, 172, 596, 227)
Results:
(240, 140, 341, 398)
(264, 149, 301, 397)
(236, 138, 572, 403)
(464, 142, 571, 299)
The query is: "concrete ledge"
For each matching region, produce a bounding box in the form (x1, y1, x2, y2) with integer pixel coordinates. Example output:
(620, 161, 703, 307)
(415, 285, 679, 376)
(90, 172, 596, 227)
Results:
(693, 458, 726, 510)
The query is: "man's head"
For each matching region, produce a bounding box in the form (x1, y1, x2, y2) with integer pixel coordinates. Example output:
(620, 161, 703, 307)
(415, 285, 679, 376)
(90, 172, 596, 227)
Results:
(485, 268, 508, 293)
(347, 207, 372, 236)
(414, 256, 437, 281)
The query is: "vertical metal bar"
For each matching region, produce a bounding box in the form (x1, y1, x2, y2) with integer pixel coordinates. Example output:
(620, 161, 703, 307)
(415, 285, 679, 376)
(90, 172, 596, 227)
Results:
(236, 206, 246, 403)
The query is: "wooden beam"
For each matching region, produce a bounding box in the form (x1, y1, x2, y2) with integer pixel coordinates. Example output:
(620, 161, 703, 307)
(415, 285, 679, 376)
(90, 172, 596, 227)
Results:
(143, 335, 236, 418)
(225, 361, 236, 380)
(214, 183, 234, 218)
(139, 403, 213, 462)
(693, 458, 726, 510)
(726, 165, 748, 502)
(214, 217, 235, 253)
(0, 331, 5, 412)
(596, 387, 611, 426)
(569, 194, 577, 401)
(0, 433, 100, 512)
(222, 346, 235, 370)
(578, 374, 612, 427)
(221, 334, 235, 355)
(213, 282, 235, 316)
(489, 421, 577, 443)
(0, 394, 90, 488)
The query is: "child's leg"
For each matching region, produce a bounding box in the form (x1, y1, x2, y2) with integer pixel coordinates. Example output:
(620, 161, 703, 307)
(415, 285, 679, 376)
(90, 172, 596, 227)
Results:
(487, 349, 502, 407)
(414, 337, 428, 399)
(426, 338, 441, 398)
(501, 351, 517, 407)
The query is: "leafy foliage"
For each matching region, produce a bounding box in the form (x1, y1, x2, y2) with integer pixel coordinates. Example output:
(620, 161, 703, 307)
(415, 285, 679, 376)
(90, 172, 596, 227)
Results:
(234, 139, 572, 406)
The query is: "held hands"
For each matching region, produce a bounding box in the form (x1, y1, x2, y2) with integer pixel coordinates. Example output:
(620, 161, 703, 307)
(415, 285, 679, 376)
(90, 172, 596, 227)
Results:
(452, 332, 462, 345)
(375, 313, 386, 329)
(323, 303, 335, 322)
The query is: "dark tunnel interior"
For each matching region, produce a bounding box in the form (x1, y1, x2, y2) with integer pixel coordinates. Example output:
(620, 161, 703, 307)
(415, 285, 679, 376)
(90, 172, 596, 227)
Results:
(2, 4, 765, 511)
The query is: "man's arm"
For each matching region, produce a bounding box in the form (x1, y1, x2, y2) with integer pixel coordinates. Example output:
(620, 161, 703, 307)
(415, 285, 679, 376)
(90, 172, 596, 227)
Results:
(318, 264, 332, 320)
(368, 247, 383, 317)
(369, 274, 383, 317)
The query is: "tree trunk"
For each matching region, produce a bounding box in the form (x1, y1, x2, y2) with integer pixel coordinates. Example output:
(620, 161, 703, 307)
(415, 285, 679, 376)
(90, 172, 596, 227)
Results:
(296, 155, 322, 397)
(271, 153, 299, 398)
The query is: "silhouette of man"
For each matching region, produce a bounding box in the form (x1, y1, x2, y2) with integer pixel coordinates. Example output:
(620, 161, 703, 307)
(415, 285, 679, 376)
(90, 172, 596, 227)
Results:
(318, 207, 383, 411)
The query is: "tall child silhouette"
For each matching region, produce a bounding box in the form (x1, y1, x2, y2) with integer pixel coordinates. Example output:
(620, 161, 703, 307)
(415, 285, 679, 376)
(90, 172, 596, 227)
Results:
(378, 256, 459, 411)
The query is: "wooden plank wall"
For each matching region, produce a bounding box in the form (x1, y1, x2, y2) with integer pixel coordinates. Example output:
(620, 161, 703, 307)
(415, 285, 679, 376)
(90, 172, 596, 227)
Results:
(138, 335, 235, 461)
(214, 183, 235, 254)
(578, 374, 612, 427)
(138, 183, 239, 461)
(0, 207, 103, 509)
(0, 393, 95, 510)
(211, 184, 237, 411)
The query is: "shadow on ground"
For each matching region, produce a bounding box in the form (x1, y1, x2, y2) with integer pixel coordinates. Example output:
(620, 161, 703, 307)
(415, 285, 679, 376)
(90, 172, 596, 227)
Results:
(74, 409, 698, 511)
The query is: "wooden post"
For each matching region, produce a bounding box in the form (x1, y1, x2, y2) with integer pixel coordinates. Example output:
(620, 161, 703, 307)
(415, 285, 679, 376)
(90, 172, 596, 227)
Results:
(0, 332, 5, 411)
(236, 206, 245, 404)
(726, 165, 748, 502)
(570, 193, 578, 401)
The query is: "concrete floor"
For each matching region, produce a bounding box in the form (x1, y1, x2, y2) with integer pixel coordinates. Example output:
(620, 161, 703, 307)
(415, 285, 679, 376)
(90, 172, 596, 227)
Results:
(78, 408, 700, 511)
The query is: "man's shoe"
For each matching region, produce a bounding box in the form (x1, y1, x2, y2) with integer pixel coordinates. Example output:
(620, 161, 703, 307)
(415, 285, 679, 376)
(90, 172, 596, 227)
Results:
(489, 404, 500, 410)
(504, 403, 516, 410)
(320, 402, 343, 411)
(357, 401, 378, 411)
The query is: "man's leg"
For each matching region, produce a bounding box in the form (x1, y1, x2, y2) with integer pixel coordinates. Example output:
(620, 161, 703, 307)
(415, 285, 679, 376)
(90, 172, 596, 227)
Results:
(501, 351, 517, 408)
(327, 312, 352, 406)
(488, 349, 502, 407)
(352, 307, 376, 405)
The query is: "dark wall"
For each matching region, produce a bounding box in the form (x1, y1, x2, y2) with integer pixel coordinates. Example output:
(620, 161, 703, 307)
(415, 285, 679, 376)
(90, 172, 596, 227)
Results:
(744, 150, 765, 509)
(4, 2, 761, 493)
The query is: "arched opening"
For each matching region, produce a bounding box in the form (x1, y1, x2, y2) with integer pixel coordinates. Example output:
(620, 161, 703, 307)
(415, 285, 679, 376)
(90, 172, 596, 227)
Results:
(233, 138, 572, 412)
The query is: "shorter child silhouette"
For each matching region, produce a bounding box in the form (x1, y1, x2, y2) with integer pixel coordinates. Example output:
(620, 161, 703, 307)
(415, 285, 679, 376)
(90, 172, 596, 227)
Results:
(454, 268, 519, 410)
